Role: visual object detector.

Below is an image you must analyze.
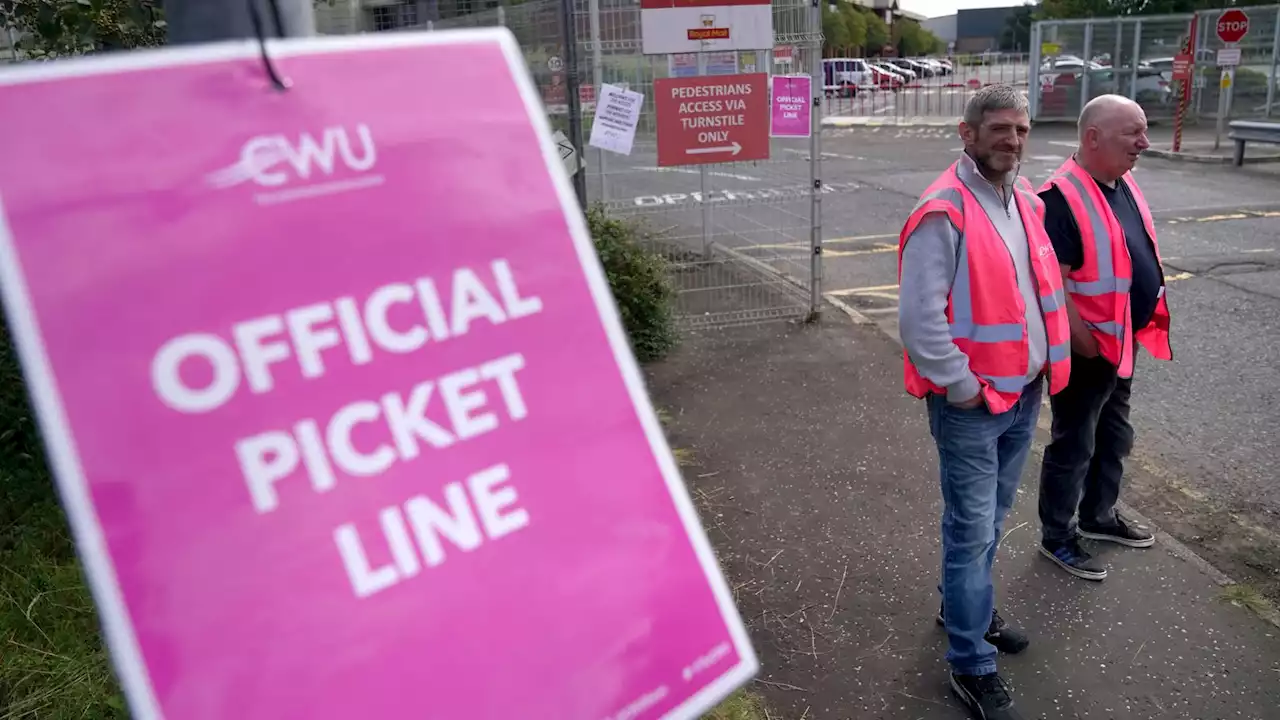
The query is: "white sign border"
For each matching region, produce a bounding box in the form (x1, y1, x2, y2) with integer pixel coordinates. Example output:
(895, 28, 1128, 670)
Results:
(0, 28, 757, 720)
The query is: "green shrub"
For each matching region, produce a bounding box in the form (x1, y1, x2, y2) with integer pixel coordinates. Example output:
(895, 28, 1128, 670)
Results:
(1233, 67, 1274, 95)
(586, 205, 679, 363)
(0, 323, 124, 717)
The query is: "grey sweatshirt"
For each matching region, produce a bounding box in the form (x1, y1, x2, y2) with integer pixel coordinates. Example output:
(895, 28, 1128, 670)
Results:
(898, 152, 1048, 403)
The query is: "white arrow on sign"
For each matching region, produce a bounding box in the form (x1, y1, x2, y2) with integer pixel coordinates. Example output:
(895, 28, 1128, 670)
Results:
(686, 142, 743, 156)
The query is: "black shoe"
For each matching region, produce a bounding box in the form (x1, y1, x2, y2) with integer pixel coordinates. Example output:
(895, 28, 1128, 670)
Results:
(1039, 539, 1108, 581)
(950, 672, 1025, 720)
(1079, 513, 1155, 548)
(935, 606, 1030, 654)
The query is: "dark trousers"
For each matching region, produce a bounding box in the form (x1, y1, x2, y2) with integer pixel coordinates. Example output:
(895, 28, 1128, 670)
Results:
(1038, 354, 1135, 543)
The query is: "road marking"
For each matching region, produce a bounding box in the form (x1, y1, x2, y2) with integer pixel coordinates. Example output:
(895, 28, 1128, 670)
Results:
(827, 284, 900, 299)
(744, 233, 897, 251)
(826, 243, 898, 258)
(633, 166, 762, 182)
(1166, 271, 1195, 282)
(1164, 210, 1280, 224)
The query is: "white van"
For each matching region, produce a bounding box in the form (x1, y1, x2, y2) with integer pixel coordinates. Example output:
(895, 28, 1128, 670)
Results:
(822, 58, 871, 95)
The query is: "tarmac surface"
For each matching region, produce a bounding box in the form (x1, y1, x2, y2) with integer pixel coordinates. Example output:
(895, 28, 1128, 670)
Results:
(608, 121, 1280, 608)
(647, 314, 1280, 720)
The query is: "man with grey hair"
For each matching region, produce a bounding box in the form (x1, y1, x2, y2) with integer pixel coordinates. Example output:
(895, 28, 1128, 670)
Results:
(1036, 94, 1172, 581)
(898, 84, 1072, 720)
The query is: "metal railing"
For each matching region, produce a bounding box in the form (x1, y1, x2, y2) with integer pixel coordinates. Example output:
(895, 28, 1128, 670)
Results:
(1030, 6, 1279, 122)
(406, 0, 829, 328)
(823, 52, 1030, 120)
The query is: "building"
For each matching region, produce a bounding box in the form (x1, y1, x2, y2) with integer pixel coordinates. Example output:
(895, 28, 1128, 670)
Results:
(850, 0, 926, 25)
(921, 13, 957, 48)
(921, 3, 1034, 54)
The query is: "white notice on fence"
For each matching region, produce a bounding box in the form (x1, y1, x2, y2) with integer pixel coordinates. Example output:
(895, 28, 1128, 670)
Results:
(588, 83, 644, 156)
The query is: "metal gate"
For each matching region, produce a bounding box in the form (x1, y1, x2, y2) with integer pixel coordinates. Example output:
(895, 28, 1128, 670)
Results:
(1030, 5, 1279, 123)
(420, 0, 826, 328)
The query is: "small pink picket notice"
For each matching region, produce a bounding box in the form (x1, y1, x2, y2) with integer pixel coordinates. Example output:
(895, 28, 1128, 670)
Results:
(0, 30, 756, 719)
(771, 74, 813, 138)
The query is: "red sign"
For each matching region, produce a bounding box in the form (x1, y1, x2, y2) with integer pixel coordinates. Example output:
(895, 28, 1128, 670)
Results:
(655, 73, 769, 166)
(542, 74, 595, 107)
(689, 27, 731, 40)
(1172, 53, 1193, 81)
(774, 44, 793, 63)
(1217, 9, 1249, 44)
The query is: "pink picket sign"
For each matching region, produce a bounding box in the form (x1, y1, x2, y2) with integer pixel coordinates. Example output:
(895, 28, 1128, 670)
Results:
(0, 29, 755, 720)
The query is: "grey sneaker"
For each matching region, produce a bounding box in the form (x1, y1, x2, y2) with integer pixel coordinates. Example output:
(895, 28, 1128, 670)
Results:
(1040, 538, 1108, 581)
(1079, 513, 1155, 548)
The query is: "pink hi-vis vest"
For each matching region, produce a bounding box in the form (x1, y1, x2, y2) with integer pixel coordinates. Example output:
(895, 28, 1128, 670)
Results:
(1041, 157, 1172, 379)
(898, 163, 1072, 415)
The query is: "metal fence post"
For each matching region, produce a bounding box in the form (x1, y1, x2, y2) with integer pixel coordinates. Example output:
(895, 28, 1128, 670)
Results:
(588, 0, 607, 202)
(1268, 6, 1280, 118)
(164, 0, 314, 43)
(1130, 19, 1142, 101)
(1113, 19, 1123, 95)
(809, 0, 823, 319)
(1029, 22, 1042, 119)
(558, 0, 588, 208)
(1081, 22, 1093, 116)
(698, 50, 711, 258)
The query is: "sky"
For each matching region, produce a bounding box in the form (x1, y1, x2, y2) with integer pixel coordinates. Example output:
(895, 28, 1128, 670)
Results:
(901, 0, 1034, 18)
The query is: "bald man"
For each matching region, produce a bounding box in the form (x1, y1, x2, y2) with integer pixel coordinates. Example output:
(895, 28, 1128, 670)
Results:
(1036, 94, 1174, 581)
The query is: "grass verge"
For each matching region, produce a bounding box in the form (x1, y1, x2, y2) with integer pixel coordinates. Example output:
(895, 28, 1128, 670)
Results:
(0, 325, 124, 718)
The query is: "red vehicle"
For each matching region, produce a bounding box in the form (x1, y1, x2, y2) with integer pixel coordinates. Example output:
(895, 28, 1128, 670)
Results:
(868, 65, 904, 90)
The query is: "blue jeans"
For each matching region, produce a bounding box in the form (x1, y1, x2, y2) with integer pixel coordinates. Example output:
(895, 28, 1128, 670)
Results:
(927, 378, 1042, 676)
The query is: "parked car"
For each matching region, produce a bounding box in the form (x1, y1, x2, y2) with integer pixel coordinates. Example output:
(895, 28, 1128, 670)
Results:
(889, 57, 934, 78)
(903, 58, 938, 78)
(872, 60, 914, 82)
(867, 65, 904, 89)
(822, 58, 871, 95)
(916, 58, 950, 76)
(1041, 58, 1173, 105)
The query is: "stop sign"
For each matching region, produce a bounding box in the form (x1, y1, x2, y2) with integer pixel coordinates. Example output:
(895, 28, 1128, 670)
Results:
(1217, 9, 1249, 44)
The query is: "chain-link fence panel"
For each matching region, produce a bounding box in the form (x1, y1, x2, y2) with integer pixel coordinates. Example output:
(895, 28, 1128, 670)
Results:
(1193, 5, 1279, 120)
(823, 52, 1031, 122)
(1031, 7, 1278, 123)
(387, 0, 826, 328)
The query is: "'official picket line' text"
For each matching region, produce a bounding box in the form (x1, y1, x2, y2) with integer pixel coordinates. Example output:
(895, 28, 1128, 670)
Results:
(148, 259, 544, 599)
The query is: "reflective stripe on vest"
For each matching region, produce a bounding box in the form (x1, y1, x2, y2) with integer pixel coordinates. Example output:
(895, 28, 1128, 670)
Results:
(900, 161, 1073, 412)
(1044, 156, 1173, 373)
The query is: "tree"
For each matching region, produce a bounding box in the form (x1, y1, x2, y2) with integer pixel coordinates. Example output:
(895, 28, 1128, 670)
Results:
(1000, 3, 1035, 52)
(1, 0, 164, 58)
(839, 2, 867, 54)
(821, 2, 851, 55)
(864, 9, 890, 53)
(1039, 0, 1232, 19)
(892, 18, 942, 56)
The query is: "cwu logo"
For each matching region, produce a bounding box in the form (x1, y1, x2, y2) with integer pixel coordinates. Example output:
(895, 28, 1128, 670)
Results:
(208, 124, 382, 203)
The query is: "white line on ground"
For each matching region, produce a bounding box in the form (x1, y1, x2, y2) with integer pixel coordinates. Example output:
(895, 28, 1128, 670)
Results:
(633, 166, 762, 182)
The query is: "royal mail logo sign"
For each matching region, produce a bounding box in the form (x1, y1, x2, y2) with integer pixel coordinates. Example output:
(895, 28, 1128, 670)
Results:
(641, 0, 772, 55)
(688, 14, 730, 41)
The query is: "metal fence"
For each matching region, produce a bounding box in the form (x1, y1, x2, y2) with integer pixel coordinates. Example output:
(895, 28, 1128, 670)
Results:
(823, 52, 1031, 121)
(415, 0, 827, 328)
(1029, 5, 1280, 122)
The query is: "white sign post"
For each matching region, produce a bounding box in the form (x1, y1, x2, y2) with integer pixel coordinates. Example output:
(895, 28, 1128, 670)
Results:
(588, 83, 645, 156)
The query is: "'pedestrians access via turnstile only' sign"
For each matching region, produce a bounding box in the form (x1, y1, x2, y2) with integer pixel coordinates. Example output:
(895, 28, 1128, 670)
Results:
(0, 28, 756, 720)
(655, 73, 769, 166)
